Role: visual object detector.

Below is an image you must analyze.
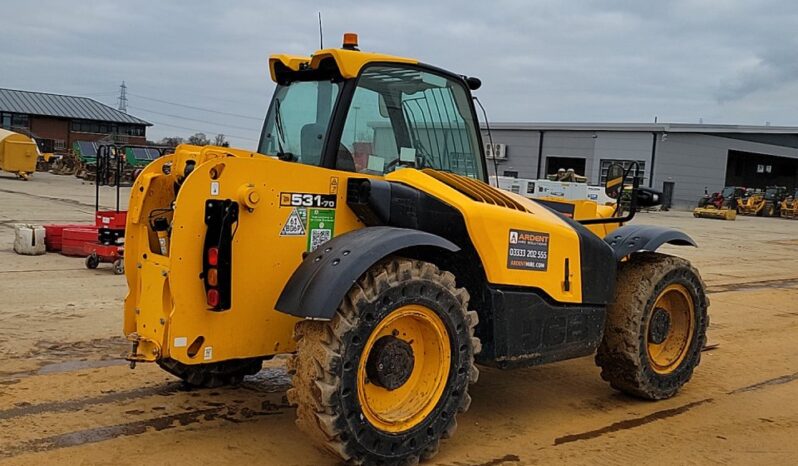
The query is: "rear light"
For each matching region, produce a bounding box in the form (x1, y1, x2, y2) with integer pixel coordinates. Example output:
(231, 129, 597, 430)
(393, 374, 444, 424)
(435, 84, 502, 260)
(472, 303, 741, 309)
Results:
(203, 199, 238, 311)
(207, 289, 220, 307)
(207, 268, 218, 286)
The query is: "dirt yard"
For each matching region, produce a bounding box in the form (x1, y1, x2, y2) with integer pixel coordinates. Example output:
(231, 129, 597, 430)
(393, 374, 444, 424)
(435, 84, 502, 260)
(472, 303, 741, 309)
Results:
(1, 172, 796, 465)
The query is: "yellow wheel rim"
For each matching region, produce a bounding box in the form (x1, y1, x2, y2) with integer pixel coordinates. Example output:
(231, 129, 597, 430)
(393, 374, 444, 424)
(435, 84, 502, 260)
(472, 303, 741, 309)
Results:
(646, 284, 695, 375)
(357, 304, 451, 433)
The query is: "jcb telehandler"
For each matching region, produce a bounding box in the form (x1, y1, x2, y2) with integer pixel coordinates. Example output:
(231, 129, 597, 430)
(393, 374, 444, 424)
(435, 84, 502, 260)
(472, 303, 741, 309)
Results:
(124, 34, 709, 465)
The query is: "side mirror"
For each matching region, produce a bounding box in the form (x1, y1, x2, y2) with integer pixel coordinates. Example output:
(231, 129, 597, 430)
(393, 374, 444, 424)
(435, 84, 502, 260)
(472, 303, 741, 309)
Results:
(605, 163, 624, 199)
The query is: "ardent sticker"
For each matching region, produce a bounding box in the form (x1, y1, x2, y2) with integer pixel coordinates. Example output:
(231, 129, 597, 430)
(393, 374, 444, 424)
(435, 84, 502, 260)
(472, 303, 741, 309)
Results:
(507, 229, 549, 271)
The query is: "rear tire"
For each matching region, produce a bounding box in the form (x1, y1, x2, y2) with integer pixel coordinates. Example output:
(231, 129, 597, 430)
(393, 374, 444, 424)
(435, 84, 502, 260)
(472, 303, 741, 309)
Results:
(158, 358, 263, 388)
(765, 202, 776, 217)
(287, 257, 480, 465)
(596, 252, 708, 400)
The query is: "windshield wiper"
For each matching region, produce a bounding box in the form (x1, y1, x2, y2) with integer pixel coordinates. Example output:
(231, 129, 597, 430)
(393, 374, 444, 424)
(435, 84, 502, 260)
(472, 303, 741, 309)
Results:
(273, 98, 295, 161)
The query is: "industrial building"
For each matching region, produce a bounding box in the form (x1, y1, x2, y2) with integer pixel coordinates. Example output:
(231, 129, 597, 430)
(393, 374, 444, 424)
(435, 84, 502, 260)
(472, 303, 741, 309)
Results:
(0, 88, 150, 152)
(482, 123, 798, 209)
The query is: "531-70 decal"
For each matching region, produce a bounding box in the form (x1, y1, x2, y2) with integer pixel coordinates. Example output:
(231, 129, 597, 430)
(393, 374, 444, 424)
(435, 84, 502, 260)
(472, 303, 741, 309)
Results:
(280, 192, 337, 208)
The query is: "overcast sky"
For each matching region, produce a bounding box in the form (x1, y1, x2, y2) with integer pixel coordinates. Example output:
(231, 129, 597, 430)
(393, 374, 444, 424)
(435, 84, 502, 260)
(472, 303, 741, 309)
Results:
(3, 0, 797, 148)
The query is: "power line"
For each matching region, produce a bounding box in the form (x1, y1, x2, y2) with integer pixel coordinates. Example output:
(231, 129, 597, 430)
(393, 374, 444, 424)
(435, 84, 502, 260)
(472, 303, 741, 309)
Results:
(128, 93, 262, 120)
(146, 119, 260, 142)
(129, 105, 261, 132)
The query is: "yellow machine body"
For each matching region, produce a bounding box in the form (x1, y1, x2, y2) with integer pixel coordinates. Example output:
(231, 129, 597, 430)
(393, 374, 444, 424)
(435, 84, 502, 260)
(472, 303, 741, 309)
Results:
(781, 195, 798, 219)
(124, 146, 621, 364)
(738, 193, 764, 216)
(0, 129, 38, 179)
(692, 206, 737, 220)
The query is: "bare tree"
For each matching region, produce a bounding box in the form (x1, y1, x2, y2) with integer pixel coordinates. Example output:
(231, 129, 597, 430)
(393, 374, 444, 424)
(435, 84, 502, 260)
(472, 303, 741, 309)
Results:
(159, 136, 184, 148)
(187, 133, 211, 146)
(213, 133, 230, 147)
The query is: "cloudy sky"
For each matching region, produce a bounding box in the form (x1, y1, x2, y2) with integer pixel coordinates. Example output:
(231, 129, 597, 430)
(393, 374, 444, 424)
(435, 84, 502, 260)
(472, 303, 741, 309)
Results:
(3, 0, 797, 148)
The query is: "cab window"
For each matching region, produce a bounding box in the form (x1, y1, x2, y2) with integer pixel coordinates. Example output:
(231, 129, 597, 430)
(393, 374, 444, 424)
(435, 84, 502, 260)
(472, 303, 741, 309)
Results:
(336, 65, 484, 180)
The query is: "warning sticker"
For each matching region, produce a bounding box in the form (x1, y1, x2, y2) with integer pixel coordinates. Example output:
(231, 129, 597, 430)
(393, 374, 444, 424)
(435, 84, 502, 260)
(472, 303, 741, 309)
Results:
(307, 208, 336, 251)
(507, 229, 549, 271)
(280, 208, 307, 236)
(330, 177, 339, 194)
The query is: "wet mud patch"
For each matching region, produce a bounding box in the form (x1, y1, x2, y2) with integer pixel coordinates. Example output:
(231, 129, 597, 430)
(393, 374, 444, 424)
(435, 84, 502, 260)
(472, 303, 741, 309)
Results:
(0, 402, 288, 459)
(729, 372, 798, 394)
(707, 277, 798, 294)
(553, 398, 713, 445)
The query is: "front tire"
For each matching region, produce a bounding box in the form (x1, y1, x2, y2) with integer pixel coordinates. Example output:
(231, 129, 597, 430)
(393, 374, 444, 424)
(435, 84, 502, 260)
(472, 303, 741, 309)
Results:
(287, 257, 480, 465)
(596, 252, 708, 400)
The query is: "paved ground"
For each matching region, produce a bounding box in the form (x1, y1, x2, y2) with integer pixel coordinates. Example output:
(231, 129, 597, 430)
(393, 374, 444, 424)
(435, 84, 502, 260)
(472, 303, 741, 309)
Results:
(0, 172, 796, 465)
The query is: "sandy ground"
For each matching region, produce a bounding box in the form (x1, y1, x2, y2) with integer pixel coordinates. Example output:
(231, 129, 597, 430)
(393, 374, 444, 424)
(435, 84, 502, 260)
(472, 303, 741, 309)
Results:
(0, 172, 796, 465)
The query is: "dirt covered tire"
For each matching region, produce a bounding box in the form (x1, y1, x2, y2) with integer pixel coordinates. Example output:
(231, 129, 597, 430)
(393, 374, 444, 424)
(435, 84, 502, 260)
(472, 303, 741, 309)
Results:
(158, 358, 262, 388)
(112, 258, 125, 275)
(596, 252, 708, 400)
(287, 257, 480, 465)
(85, 253, 99, 269)
(765, 201, 776, 217)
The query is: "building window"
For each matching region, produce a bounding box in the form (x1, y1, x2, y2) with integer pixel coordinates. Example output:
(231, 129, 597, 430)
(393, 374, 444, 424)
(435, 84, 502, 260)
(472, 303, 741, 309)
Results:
(503, 170, 519, 178)
(1, 112, 29, 130)
(600, 159, 646, 184)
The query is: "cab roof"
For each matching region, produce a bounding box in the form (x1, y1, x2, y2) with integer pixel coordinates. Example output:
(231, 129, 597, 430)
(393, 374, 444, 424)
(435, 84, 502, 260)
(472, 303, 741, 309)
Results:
(269, 47, 418, 82)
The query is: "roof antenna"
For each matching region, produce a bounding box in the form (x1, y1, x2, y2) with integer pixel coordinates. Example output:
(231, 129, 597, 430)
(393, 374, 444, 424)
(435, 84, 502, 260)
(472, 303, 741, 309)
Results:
(318, 12, 324, 49)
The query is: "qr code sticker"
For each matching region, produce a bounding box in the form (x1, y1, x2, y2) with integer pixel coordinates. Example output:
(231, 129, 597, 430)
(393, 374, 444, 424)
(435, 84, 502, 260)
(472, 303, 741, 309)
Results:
(310, 229, 332, 251)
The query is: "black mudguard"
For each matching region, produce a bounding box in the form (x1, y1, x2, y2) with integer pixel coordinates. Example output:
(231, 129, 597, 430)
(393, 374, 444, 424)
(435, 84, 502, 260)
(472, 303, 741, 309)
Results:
(604, 224, 697, 260)
(275, 226, 459, 320)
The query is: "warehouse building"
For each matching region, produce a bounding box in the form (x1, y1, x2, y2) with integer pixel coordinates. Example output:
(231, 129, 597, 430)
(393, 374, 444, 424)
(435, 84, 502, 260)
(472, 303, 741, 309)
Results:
(482, 123, 798, 209)
(0, 88, 150, 152)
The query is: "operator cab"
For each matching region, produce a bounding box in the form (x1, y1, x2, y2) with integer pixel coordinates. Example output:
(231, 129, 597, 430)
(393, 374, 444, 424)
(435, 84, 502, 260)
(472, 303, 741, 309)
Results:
(258, 34, 487, 182)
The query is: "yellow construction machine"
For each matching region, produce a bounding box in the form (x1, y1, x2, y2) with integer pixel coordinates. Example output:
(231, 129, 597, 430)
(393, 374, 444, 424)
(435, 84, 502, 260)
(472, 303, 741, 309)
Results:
(738, 189, 764, 216)
(0, 129, 38, 180)
(124, 34, 708, 465)
(692, 186, 744, 220)
(781, 189, 798, 219)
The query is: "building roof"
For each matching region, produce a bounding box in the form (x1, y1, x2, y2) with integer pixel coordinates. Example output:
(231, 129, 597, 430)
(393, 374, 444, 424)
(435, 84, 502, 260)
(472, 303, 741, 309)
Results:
(485, 122, 798, 134)
(0, 88, 151, 126)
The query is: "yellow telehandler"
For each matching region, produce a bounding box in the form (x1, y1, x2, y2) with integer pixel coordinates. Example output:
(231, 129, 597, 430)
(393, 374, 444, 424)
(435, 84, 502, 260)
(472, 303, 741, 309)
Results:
(124, 34, 708, 465)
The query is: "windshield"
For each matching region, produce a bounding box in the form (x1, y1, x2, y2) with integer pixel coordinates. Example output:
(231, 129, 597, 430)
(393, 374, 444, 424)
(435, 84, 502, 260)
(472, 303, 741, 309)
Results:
(336, 65, 485, 180)
(259, 80, 341, 165)
(721, 187, 734, 197)
(258, 64, 485, 181)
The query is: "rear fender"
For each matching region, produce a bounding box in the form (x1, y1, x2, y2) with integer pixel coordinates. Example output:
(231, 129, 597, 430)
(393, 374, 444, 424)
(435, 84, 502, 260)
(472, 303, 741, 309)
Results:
(275, 227, 459, 320)
(604, 224, 696, 260)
